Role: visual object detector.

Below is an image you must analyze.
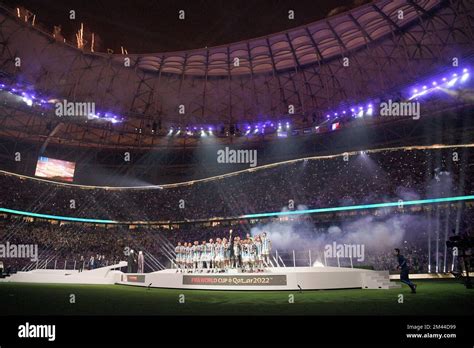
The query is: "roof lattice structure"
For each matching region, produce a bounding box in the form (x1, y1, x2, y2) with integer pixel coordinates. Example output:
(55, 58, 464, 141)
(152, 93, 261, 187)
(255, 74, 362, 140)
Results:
(0, 0, 473, 149)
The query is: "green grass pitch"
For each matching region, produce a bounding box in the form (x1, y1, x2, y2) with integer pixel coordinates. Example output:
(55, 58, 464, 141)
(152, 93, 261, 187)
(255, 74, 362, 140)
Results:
(1, 279, 473, 315)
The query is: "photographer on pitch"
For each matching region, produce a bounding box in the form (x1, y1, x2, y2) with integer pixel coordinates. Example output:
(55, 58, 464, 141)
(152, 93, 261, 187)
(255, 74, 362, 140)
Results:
(394, 248, 417, 293)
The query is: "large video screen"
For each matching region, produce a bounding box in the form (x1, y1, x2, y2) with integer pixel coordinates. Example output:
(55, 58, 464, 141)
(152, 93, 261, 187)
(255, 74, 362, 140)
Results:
(34, 156, 76, 182)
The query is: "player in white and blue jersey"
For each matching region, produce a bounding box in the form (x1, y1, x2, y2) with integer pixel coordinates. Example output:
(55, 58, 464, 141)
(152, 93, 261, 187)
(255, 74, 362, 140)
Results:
(192, 241, 200, 272)
(254, 236, 263, 272)
(223, 238, 231, 270)
(175, 242, 185, 272)
(241, 240, 249, 272)
(261, 232, 271, 267)
(232, 237, 241, 269)
(208, 239, 215, 272)
(185, 243, 193, 272)
(200, 241, 209, 272)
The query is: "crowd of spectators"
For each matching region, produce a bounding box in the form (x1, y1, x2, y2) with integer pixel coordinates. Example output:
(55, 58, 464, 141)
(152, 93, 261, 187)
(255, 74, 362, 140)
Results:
(0, 221, 165, 272)
(0, 147, 472, 222)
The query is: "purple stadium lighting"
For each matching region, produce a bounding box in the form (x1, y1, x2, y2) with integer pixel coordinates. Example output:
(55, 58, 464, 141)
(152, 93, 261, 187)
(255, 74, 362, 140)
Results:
(447, 76, 458, 87)
(408, 67, 472, 101)
(366, 104, 374, 116)
(0, 81, 125, 124)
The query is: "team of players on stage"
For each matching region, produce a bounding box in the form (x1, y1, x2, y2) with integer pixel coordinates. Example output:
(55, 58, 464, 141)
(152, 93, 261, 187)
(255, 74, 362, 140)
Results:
(174, 231, 271, 273)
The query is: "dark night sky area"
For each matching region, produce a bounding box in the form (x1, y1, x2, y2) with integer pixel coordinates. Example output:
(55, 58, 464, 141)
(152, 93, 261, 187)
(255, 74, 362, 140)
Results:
(3, 0, 357, 53)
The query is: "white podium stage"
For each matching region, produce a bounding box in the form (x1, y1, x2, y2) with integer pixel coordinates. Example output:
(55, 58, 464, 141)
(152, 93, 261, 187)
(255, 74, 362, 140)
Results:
(0, 261, 126, 285)
(117, 267, 400, 291)
(2, 264, 400, 290)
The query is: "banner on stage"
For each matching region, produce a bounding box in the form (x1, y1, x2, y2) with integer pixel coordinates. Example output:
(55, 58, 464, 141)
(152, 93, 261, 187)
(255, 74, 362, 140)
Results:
(183, 275, 287, 286)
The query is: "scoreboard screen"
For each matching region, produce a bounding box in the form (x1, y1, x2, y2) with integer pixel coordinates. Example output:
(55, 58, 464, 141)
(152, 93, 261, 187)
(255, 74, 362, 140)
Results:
(34, 157, 76, 182)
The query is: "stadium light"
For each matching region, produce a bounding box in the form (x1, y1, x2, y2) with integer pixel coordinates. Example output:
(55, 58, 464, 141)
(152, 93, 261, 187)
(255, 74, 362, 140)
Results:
(447, 77, 458, 87)
(2, 195, 474, 225)
(22, 97, 33, 106)
(242, 195, 474, 219)
(366, 106, 373, 116)
(0, 207, 118, 224)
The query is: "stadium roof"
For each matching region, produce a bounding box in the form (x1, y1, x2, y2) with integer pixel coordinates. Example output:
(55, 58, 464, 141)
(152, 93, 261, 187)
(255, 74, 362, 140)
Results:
(0, 0, 473, 149)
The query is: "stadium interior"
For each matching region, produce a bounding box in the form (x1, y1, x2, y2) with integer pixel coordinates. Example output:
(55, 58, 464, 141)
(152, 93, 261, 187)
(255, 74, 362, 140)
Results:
(0, 0, 473, 341)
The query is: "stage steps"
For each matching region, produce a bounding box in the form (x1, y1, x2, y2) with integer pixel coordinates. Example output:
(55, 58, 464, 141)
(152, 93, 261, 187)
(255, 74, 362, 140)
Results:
(361, 271, 401, 289)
